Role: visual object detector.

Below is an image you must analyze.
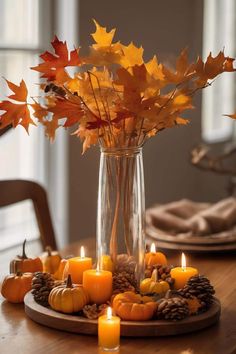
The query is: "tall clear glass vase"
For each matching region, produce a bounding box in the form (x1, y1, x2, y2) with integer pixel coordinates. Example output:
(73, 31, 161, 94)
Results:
(96, 147, 145, 285)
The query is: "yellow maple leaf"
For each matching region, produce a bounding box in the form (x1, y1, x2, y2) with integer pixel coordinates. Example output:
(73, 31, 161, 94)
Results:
(120, 42, 144, 68)
(91, 20, 116, 48)
(145, 55, 165, 81)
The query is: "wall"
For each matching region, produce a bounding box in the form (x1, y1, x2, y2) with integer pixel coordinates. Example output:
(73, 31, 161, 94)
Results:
(68, 0, 229, 242)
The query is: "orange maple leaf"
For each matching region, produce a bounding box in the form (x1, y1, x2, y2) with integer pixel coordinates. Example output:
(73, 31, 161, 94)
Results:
(31, 36, 80, 82)
(162, 48, 195, 84)
(0, 79, 34, 132)
(195, 51, 236, 86)
(31, 102, 49, 122)
(48, 98, 84, 127)
(43, 119, 59, 141)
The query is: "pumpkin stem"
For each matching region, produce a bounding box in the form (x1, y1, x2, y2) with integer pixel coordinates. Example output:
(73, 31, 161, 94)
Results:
(151, 269, 158, 282)
(66, 274, 73, 288)
(46, 246, 52, 256)
(21, 239, 28, 259)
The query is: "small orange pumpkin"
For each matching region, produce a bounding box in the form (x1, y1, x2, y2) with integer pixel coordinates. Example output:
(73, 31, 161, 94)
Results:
(10, 239, 43, 274)
(145, 251, 167, 267)
(53, 259, 68, 280)
(112, 291, 157, 321)
(49, 274, 89, 314)
(42, 246, 61, 274)
(1, 272, 33, 303)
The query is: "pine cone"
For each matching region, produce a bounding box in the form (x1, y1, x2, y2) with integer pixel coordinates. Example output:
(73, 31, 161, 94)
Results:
(177, 275, 215, 311)
(145, 264, 175, 288)
(115, 254, 137, 274)
(112, 271, 137, 294)
(31, 272, 55, 307)
(83, 304, 108, 319)
(156, 297, 189, 321)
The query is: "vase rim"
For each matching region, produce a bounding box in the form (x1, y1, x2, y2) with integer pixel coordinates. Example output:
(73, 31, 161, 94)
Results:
(100, 146, 143, 155)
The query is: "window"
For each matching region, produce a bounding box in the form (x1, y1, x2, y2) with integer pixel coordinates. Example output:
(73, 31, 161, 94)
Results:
(202, 0, 236, 143)
(0, 0, 79, 251)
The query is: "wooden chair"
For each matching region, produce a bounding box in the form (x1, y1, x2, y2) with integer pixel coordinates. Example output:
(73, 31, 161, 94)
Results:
(0, 179, 57, 250)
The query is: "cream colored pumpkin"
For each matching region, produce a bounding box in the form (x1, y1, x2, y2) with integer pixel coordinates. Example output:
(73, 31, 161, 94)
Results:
(49, 274, 89, 313)
(140, 269, 170, 294)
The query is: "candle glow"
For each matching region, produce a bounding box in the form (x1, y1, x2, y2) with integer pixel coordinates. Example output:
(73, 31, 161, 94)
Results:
(181, 252, 186, 271)
(170, 253, 198, 289)
(150, 243, 156, 253)
(80, 246, 85, 258)
(145, 243, 167, 266)
(63, 246, 92, 284)
(107, 306, 112, 320)
(98, 306, 120, 351)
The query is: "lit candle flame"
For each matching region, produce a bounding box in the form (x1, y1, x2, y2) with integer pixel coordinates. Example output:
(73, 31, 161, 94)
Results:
(107, 306, 112, 320)
(150, 243, 156, 253)
(181, 252, 186, 271)
(80, 246, 85, 258)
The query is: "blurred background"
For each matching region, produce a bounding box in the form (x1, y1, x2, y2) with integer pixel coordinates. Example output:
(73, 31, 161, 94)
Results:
(0, 0, 236, 252)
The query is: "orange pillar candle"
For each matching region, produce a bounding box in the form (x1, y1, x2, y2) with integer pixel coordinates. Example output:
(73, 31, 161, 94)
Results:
(170, 253, 198, 289)
(83, 265, 112, 304)
(145, 243, 167, 267)
(63, 246, 92, 284)
(98, 307, 120, 351)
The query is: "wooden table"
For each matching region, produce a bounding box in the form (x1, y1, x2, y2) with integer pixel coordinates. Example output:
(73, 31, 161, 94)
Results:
(1, 238, 236, 354)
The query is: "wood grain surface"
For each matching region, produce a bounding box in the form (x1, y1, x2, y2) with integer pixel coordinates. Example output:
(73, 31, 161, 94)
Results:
(1, 237, 236, 354)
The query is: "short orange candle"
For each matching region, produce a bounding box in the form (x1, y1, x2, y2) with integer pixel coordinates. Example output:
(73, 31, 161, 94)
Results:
(145, 243, 167, 266)
(63, 246, 92, 284)
(98, 307, 120, 351)
(83, 265, 112, 304)
(170, 253, 198, 289)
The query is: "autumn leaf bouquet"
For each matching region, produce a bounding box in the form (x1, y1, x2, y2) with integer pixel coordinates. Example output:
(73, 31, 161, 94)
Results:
(0, 20, 235, 153)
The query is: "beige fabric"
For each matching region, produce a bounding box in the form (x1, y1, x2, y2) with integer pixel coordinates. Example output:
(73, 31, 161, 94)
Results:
(147, 198, 236, 236)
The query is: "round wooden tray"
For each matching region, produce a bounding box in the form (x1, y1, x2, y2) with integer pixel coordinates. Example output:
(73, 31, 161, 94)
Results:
(24, 292, 221, 337)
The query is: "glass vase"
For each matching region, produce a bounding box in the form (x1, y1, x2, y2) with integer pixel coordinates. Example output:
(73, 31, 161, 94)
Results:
(96, 147, 145, 285)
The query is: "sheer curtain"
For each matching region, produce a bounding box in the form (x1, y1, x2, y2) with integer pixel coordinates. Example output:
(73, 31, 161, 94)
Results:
(0, 0, 78, 250)
(202, 0, 236, 143)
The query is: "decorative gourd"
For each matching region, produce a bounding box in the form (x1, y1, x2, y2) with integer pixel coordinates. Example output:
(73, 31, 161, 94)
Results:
(10, 239, 43, 274)
(48, 274, 89, 313)
(53, 259, 68, 280)
(112, 291, 157, 321)
(145, 250, 167, 267)
(140, 269, 170, 294)
(100, 255, 114, 272)
(42, 246, 61, 274)
(1, 272, 33, 303)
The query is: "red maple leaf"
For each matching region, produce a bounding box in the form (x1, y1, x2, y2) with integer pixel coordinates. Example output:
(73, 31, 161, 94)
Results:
(31, 36, 81, 82)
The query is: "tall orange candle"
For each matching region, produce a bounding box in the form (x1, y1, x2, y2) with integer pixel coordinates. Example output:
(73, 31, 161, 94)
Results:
(145, 243, 167, 266)
(170, 253, 198, 289)
(83, 265, 112, 304)
(63, 246, 92, 284)
(98, 307, 120, 351)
